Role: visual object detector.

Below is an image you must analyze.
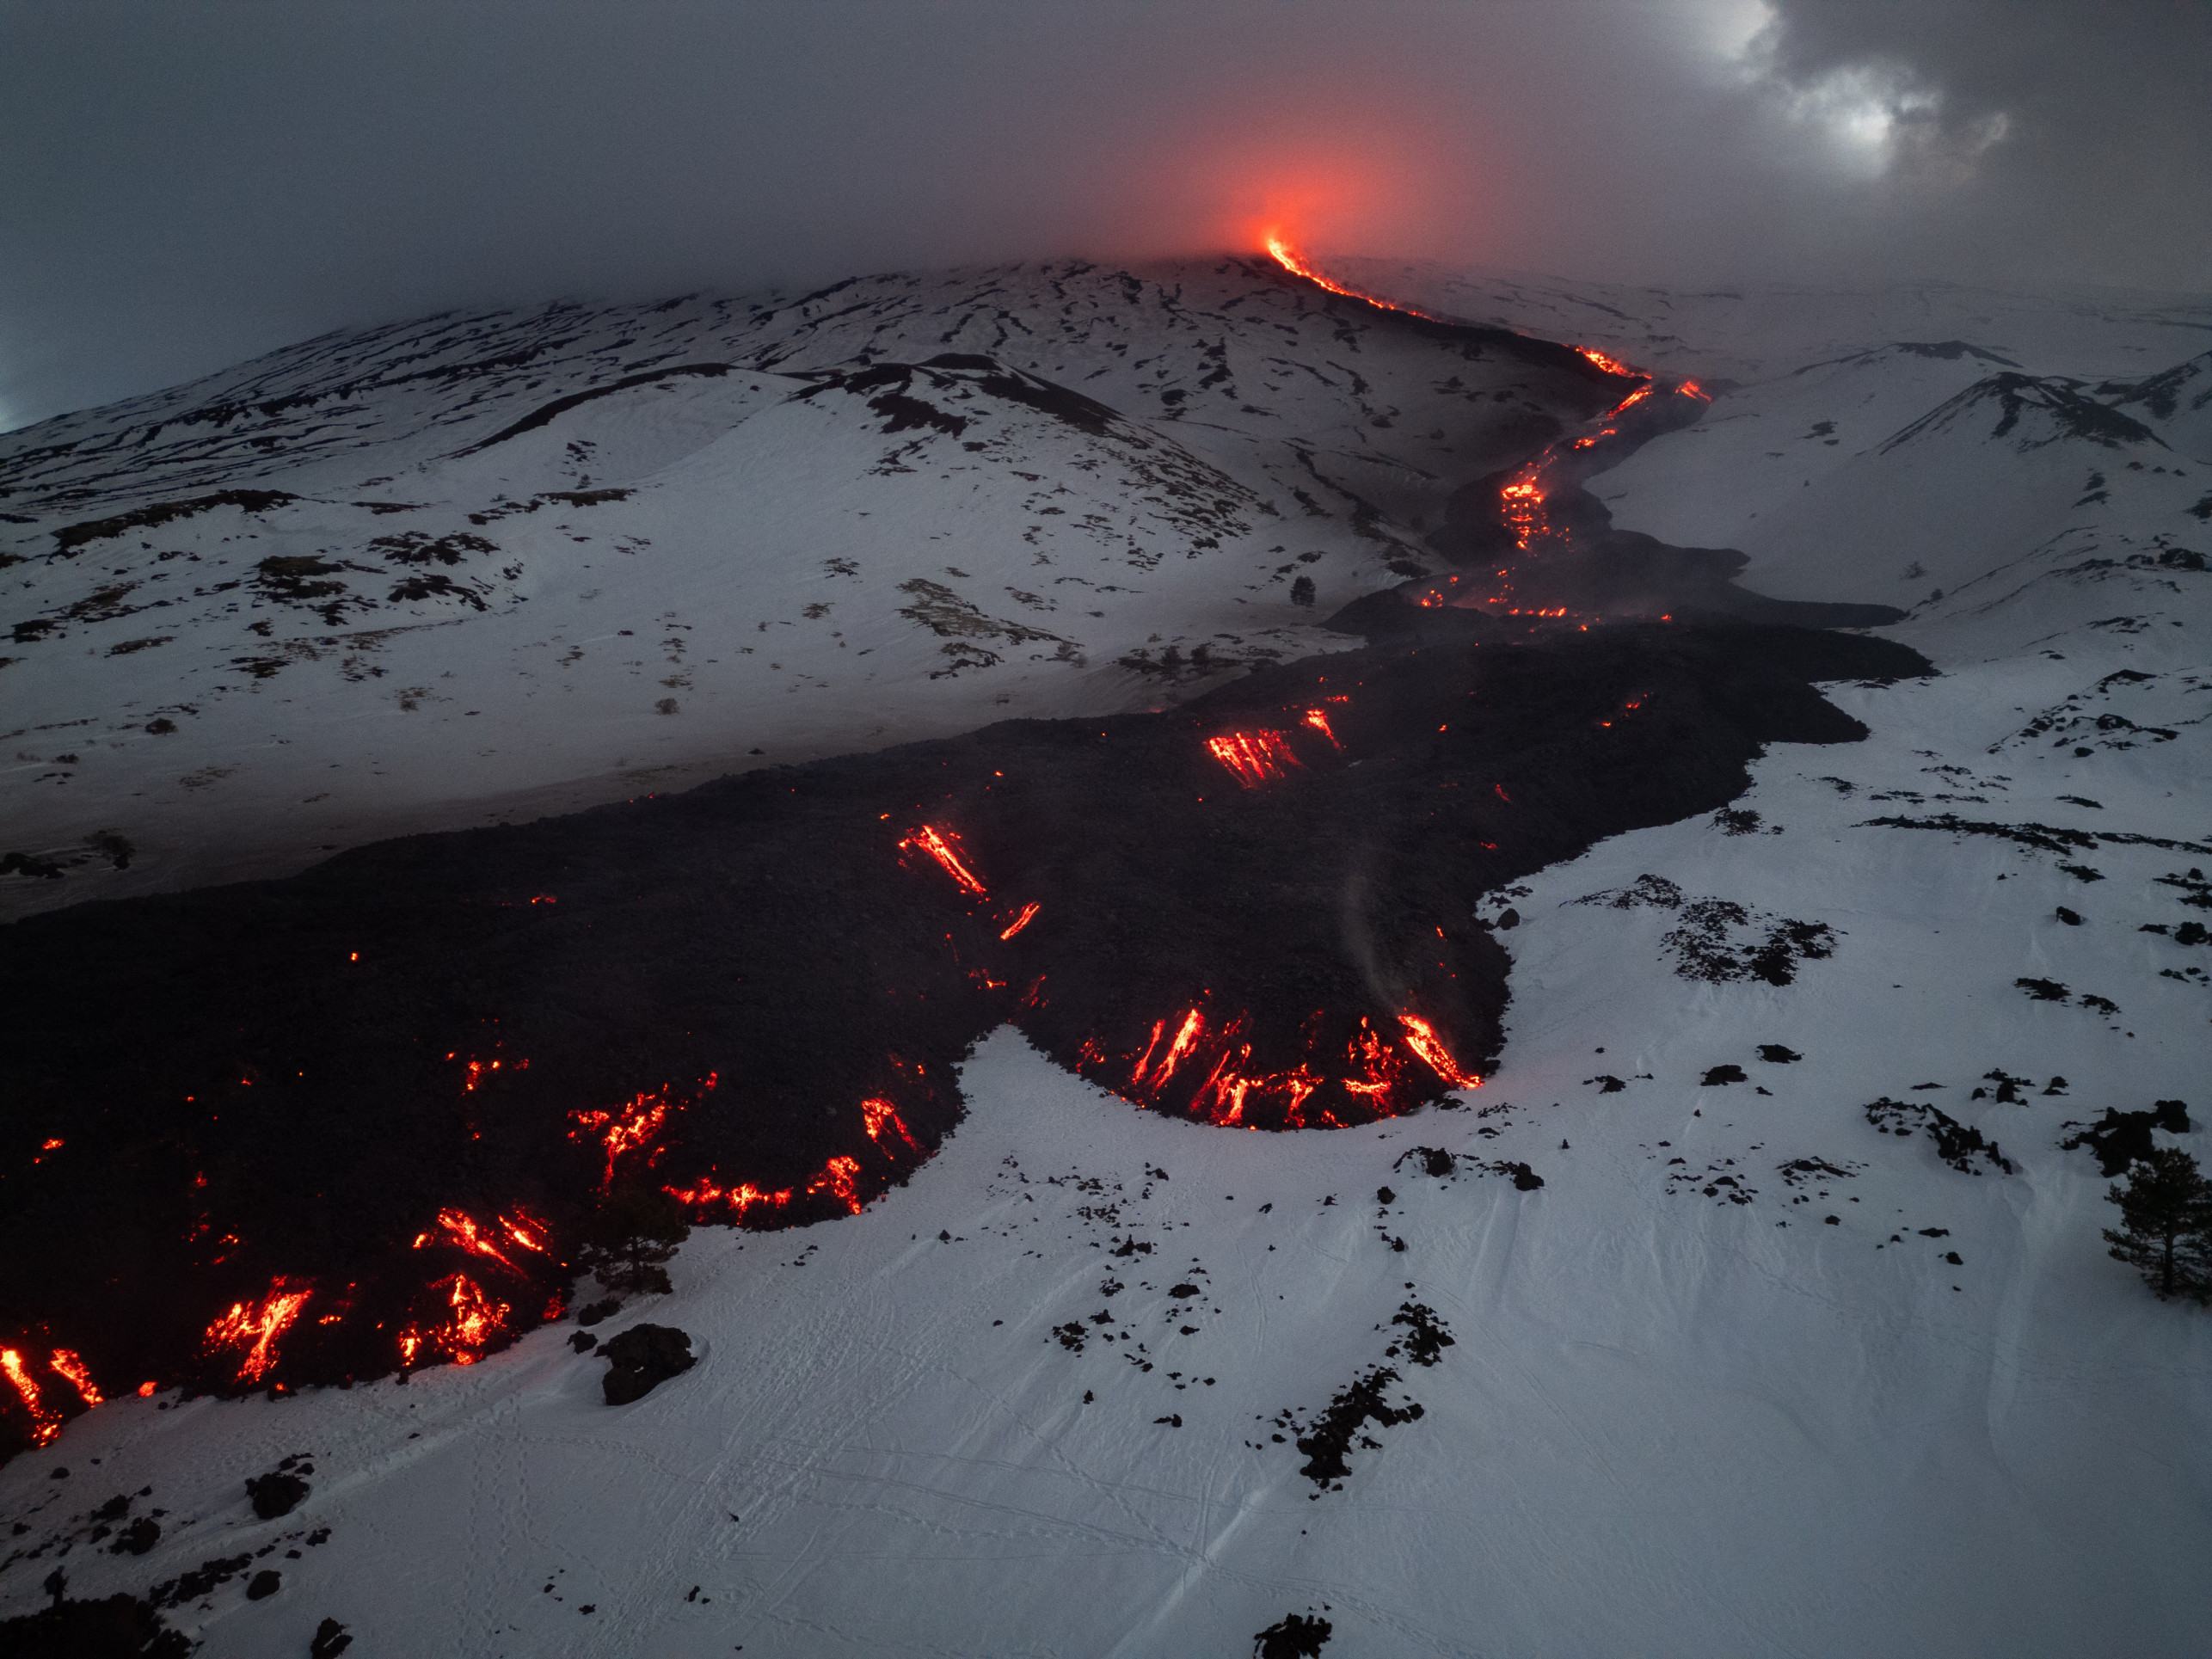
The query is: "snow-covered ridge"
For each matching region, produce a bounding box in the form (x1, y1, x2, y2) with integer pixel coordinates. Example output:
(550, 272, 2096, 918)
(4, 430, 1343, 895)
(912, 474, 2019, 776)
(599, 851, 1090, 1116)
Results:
(0, 257, 1617, 913)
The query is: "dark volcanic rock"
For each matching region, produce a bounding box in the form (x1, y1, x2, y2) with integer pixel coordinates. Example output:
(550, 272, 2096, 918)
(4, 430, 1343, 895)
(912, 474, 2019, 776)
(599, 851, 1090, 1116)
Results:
(0, 618, 1925, 1451)
(310, 1617, 354, 1657)
(600, 1324, 696, 1406)
(2061, 1101, 2191, 1177)
(245, 1569, 281, 1601)
(0, 1592, 194, 1658)
(1253, 1612, 1334, 1658)
(246, 1471, 309, 1520)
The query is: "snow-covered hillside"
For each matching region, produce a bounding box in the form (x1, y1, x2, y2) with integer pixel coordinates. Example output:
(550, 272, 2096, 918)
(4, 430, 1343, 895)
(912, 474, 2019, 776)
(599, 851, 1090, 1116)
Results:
(0, 259, 1617, 913)
(4, 253, 2210, 1656)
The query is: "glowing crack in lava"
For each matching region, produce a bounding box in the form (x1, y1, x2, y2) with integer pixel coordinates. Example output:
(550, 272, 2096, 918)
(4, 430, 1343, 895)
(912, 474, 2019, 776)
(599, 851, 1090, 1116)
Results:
(1099, 999, 1476, 1129)
(1206, 728, 1302, 787)
(397, 1273, 510, 1367)
(1301, 707, 1342, 747)
(204, 1279, 313, 1386)
(569, 1078, 709, 1191)
(900, 823, 988, 897)
(1, 1349, 62, 1446)
(998, 901, 1041, 941)
(1263, 235, 1439, 319)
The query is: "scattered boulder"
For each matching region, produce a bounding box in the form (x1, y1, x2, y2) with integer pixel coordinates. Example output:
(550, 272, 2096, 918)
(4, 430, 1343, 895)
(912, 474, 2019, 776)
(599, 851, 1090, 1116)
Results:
(599, 1323, 696, 1405)
(1254, 1612, 1334, 1658)
(1757, 1044, 1802, 1063)
(246, 1470, 310, 1521)
(110, 1517, 160, 1557)
(310, 1616, 354, 1657)
(246, 1569, 282, 1601)
(1701, 1064, 1748, 1086)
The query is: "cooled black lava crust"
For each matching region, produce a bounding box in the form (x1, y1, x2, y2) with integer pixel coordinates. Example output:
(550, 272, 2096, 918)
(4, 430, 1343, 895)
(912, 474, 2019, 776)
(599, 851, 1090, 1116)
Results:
(0, 618, 1926, 1446)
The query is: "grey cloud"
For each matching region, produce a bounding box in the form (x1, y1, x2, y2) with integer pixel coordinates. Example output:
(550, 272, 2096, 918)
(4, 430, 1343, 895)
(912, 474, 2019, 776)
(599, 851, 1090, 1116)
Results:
(2, 0, 2206, 431)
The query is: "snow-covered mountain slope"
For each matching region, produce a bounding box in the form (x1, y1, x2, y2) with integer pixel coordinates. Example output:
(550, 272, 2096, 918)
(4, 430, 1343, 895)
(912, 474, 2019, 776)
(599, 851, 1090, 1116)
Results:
(0, 260, 1617, 915)
(1327, 256, 2212, 384)
(4, 255, 2210, 1656)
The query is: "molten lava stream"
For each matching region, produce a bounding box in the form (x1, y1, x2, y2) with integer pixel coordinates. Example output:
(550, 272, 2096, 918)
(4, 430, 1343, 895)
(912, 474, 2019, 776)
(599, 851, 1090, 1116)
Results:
(1263, 236, 1441, 320)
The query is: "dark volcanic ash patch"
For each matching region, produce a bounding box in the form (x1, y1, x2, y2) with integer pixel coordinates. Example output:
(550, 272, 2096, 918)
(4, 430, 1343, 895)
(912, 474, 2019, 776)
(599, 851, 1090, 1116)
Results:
(0, 619, 1921, 1454)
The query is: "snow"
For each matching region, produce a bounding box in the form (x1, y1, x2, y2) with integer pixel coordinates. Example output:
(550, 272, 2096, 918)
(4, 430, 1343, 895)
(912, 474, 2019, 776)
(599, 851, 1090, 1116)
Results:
(1, 260, 1596, 916)
(9, 980, 2208, 1655)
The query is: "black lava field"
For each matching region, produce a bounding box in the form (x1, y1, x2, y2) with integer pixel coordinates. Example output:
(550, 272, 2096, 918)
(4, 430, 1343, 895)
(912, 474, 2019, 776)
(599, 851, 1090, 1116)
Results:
(0, 601, 1926, 1454)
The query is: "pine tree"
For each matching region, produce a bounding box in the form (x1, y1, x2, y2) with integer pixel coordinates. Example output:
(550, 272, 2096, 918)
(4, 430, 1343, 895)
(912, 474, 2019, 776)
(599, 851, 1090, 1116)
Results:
(2103, 1146, 2212, 1301)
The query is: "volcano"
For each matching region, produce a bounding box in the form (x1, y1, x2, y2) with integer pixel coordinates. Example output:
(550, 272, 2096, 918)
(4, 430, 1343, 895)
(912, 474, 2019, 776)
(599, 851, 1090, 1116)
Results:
(3, 247, 2208, 1658)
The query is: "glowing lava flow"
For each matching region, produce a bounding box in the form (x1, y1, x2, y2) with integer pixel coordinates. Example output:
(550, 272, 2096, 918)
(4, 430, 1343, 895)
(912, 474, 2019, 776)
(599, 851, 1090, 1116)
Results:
(1398, 1013, 1483, 1090)
(1576, 345, 1639, 377)
(1, 1349, 61, 1446)
(204, 1279, 312, 1386)
(1263, 236, 1440, 319)
(49, 1349, 101, 1408)
(998, 902, 1041, 941)
(397, 1274, 510, 1368)
(1499, 466, 1553, 552)
(900, 824, 988, 897)
(1302, 707, 1342, 747)
(1206, 729, 1302, 787)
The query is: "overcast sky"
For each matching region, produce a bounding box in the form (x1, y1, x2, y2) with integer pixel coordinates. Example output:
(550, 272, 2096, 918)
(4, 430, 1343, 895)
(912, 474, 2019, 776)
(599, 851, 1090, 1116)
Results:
(3, 0, 2207, 431)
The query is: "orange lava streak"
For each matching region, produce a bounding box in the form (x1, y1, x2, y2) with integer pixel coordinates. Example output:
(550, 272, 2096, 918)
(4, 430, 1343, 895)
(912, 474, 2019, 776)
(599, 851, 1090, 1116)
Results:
(1301, 708, 1341, 747)
(502, 1211, 552, 1255)
(1145, 1006, 1207, 1088)
(1263, 236, 1440, 320)
(862, 1096, 921, 1153)
(998, 902, 1041, 941)
(1398, 1014, 1483, 1090)
(1206, 728, 1301, 787)
(2, 1348, 61, 1446)
(398, 1274, 510, 1368)
(900, 824, 988, 897)
(1576, 346, 1639, 378)
(49, 1349, 101, 1408)
(204, 1280, 312, 1386)
(413, 1207, 544, 1274)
